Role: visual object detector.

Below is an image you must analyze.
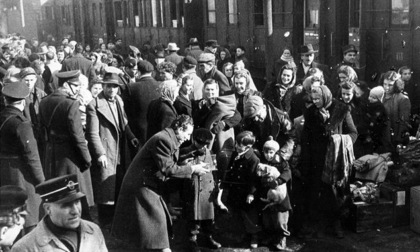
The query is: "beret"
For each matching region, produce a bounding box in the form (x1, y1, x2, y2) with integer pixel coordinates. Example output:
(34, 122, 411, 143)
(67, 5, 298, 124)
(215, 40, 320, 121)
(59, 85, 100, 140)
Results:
(137, 60, 154, 73)
(244, 95, 264, 119)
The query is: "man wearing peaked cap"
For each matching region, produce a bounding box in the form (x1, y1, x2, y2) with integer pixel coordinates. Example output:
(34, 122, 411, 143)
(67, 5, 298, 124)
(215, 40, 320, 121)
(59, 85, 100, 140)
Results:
(329, 44, 361, 92)
(86, 70, 138, 227)
(11, 175, 108, 252)
(204, 40, 219, 54)
(0, 81, 45, 233)
(296, 44, 330, 86)
(197, 53, 231, 96)
(0, 186, 28, 250)
(39, 70, 94, 208)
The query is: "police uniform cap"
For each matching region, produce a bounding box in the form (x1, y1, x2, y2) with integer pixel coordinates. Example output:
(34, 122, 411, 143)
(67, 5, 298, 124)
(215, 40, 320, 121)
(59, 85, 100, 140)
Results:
(20, 67, 37, 79)
(183, 56, 197, 67)
(342, 44, 358, 54)
(1, 81, 30, 99)
(137, 60, 154, 73)
(36, 175, 85, 204)
(0, 185, 28, 213)
(124, 57, 137, 68)
(102, 72, 122, 86)
(198, 53, 216, 63)
(56, 70, 81, 86)
(193, 128, 213, 145)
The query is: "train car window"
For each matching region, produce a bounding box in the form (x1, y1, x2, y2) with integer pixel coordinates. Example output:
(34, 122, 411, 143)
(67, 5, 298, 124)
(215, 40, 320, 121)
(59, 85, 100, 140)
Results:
(99, 3, 103, 27)
(391, 0, 409, 25)
(207, 0, 216, 25)
(304, 0, 320, 29)
(253, 0, 264, 26)
(227, 0, 238, 25)
(114, 1, 123, 27)
(349, 0, 360, 28)
(159, 0, 165, 27)
(272, 0, 292, 28)
(151, 0, 158, 27)
(123, 1, 130, 27)
(45, 6, 54, 20)
(134, 0, 140, 27)
(92, 3, 97, 27)
(140, 0, 146, 26)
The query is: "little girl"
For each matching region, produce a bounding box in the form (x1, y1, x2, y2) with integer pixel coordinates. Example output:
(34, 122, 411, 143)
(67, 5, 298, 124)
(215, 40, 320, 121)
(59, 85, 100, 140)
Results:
(258, 136, 292, 251)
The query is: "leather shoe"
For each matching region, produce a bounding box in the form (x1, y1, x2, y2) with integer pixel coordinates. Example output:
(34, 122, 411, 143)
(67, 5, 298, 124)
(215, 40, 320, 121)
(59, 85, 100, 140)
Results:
(202, 235, 222, 249)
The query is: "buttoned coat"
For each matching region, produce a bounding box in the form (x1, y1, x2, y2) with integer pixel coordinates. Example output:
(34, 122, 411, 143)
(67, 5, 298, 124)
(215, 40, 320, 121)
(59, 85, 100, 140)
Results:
(11, 218, 108, 252)
(0, 107, 45, 227)
(39, 89, 94, 206)
(112, 128, 193, 249)
(61, 54, 97, 81)
(86, 93, 135, 203)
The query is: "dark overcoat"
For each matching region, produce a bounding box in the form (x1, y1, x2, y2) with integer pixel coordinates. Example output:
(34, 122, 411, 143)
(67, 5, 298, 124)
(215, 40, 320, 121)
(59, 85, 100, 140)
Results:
(86, 93, 135, 203)
(0, 106, 45, 227)
(39, 89, 94, 206)
(112, 128, 193, 249)
(146, 98, 178, 140)
(174, 94, 192, 117)
(61, 54, 97, 81)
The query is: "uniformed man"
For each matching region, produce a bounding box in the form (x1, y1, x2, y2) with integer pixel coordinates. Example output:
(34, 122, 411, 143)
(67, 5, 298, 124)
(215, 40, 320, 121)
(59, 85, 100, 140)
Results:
(39, 70, 94, 209)
(330, 44, 362, 85)
(0, 81, 45, 233)
(0, 186, 28, 251)
(11, 175, 108, 252)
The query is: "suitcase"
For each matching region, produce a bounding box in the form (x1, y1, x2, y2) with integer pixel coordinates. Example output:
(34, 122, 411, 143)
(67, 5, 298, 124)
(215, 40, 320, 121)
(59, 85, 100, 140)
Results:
(410, 186, 420, 234)
(380, 183, 410, 227)
(349, 198, 393, 233)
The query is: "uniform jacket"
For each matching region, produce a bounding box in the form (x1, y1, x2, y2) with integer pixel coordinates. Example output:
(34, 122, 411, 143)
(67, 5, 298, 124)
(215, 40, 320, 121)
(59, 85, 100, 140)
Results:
(86, 93, 135, 203)
(0, 106, 45, 227)
(39, 89, 94, 206)
(296, 61, 330, 85)
(11, 218, 107, 252)
(112, 128, 193, 249)
(125, 75, 160, 146)
(198, 67, 231, 96)
(383, 92, 411, 144)
(61, 54, 97, 81)
(146, 98, 178, 140)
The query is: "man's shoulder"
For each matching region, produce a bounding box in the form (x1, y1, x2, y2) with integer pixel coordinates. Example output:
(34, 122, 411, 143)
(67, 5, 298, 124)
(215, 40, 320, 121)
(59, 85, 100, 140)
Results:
(81, 219, 103, 234)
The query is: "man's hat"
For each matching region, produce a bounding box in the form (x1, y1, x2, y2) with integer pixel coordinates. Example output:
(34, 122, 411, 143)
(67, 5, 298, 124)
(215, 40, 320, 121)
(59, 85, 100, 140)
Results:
(342, 44, 358, 54)
(129, 45, 141, 56)
(198, 53, 216, 63)
(137, 60, 154, 73)
(20, 67, 37, 79)
(244, 95, 264, 119)
(300, 44, 318, 55)
(1, 81, 30, 99)
(124, 57, 137, 68)
(56, 70, 81, 86)
(102, 72, 122, 86)
(36, 175, 85, 204)
(183, 55, 197, 66)
(205, 40, 219, 48)
(188, 38, 199, 45)
(0, 185, 28, 213)
(166, 42, 180, 51)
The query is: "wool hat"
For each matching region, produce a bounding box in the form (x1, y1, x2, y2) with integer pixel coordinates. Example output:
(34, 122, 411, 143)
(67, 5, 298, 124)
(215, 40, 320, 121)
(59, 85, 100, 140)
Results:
(2, 81, 30, 99)
(36, 175, 85, 204)
(137, 60, 154, 73)
(0, 185, 28, 213)
(183, 55, 197, 66)
(244, 95, 264, 119)
(263, 136, 280, 152)
(369, 86, 385, 102)
(198, 53, 216, 63)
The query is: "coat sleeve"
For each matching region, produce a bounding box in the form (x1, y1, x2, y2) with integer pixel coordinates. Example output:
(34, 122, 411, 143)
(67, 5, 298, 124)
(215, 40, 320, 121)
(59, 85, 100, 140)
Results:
(152, 137, 193, 178)
(17, 121, 45, 185)
(344, 110, 358, 144)
(223, 109, 242, 129)
(67, 100, 92, 168)
(398, 95, 411, 134)
(86, 100, 106, 160)
(216, 71, 231, 95)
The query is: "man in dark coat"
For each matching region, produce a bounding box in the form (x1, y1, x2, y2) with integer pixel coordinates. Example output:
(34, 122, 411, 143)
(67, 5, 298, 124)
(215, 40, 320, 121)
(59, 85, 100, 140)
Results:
(39, 70, 94, 208)
(124, 60, 159, 146)
(112, 115, 209, 251)
(242, 95, 295, 161)
(296, 44, 330, 86)
(198, 53, 231, 96)
(61, 43, 96, 82)
(330, 44, 362, 86)
(0, 81, 45, 231)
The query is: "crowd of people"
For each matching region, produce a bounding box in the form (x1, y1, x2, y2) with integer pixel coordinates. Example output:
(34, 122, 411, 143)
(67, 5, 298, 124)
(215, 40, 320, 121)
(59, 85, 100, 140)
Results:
(0, 33, 420, 252)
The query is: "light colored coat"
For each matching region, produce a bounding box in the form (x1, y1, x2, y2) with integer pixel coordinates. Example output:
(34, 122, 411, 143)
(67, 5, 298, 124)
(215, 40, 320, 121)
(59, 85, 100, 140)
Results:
(11, 218, 108, 252)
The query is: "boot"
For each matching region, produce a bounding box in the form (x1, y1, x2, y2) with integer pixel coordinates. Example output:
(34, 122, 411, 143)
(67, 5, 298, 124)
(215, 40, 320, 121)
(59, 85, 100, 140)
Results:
(201, 235, 222, 249)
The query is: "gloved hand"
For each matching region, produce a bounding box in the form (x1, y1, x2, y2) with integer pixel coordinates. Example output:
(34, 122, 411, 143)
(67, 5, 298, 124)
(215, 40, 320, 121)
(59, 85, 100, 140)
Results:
(211, 121, 226, 134)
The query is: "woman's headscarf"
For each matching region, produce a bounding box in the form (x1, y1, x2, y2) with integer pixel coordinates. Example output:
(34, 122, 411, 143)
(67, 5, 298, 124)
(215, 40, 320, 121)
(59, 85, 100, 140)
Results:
(311, 85, 333, 109)
(159, 79, 179, 104)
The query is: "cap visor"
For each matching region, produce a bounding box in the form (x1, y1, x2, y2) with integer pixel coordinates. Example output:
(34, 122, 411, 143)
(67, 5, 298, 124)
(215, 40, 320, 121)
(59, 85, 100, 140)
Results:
(54, 192, 86, 204)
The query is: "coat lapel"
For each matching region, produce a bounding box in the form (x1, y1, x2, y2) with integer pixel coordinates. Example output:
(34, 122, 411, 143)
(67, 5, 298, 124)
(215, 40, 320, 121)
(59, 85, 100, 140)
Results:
(95, 94, 118, 130)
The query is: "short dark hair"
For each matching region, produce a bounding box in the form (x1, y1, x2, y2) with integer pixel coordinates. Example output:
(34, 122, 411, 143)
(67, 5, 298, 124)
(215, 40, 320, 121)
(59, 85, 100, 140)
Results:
(236, 131, 255, 146)
(171, 115, 194, 131)
(237, 46, 246, 52)
(75, 44, 84, 54)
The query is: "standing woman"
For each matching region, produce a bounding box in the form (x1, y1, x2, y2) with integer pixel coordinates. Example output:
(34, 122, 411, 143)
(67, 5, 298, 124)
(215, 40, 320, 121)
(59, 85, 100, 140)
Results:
(301, 85, 357, 238)
(381, 71, 411, 145)
(222, 62, 234, 88)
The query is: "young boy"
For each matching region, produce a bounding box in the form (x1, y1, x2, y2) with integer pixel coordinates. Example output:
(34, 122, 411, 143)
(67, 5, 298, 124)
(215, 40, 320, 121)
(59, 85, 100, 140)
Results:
(217, 131, 260, 248)
(259, 136, 292, 251)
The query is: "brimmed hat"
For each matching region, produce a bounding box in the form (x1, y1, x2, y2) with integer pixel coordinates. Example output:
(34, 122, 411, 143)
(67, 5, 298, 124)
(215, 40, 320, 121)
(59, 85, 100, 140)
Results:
(36, 175, 85, 204)
(198, 53, 216, 63)
(57, 70, 81, 86)
(188, 38, 199, 45)
(300, 44, 318, 55)
(166, 42, 180, 51)
(102, 72, 122, 86)
(0, 185, 28, 213)
(244, 95, 264, 119)
(2, 81, 30, 99)
(205, 40, 219, 48)
(342, 44, 358, 54)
